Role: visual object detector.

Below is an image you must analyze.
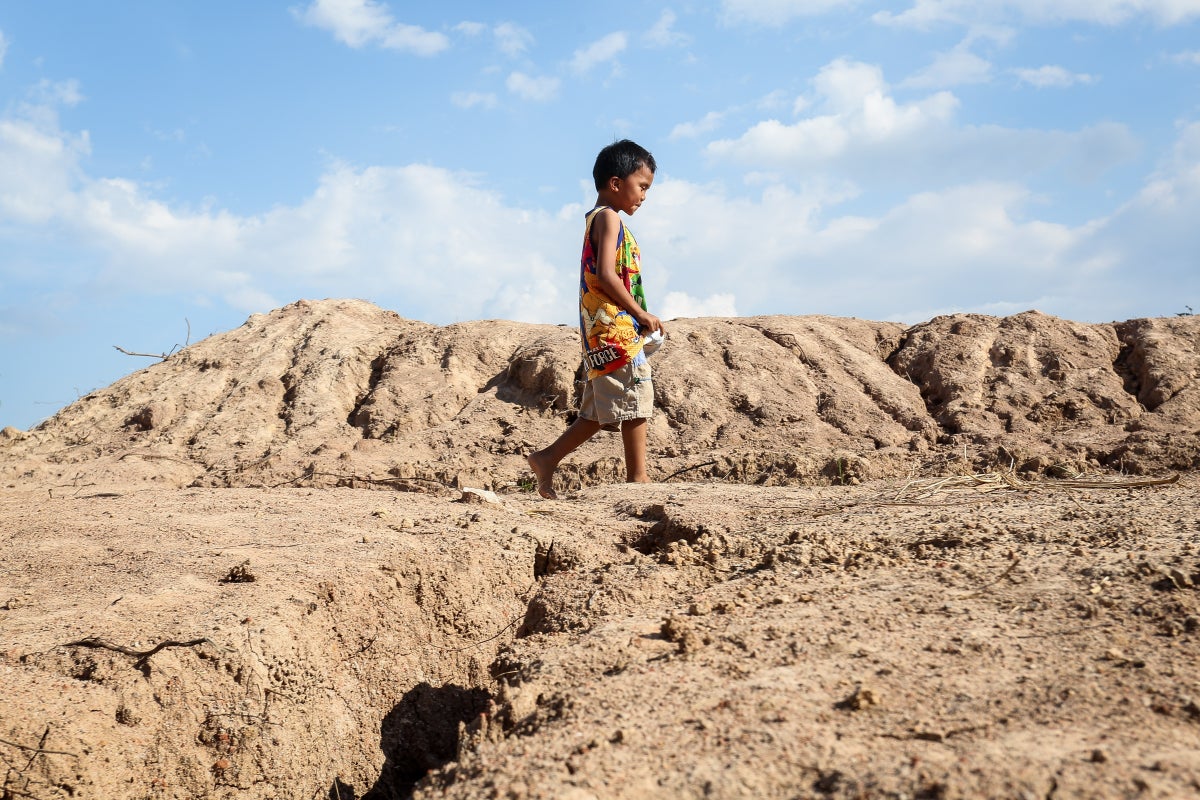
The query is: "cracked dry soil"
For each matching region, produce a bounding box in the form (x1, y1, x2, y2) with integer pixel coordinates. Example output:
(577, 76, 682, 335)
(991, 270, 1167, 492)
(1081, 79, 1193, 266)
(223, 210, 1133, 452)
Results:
(2, 475, 1198, 800)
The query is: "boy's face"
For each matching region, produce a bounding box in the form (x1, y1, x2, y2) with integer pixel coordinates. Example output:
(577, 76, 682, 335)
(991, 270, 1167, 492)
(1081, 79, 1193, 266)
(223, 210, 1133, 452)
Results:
(608, 164, 655, 216)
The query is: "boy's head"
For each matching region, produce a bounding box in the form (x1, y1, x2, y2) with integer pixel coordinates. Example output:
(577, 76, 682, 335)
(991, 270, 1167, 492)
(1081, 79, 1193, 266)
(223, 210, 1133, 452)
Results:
(593, 139, 656, 192)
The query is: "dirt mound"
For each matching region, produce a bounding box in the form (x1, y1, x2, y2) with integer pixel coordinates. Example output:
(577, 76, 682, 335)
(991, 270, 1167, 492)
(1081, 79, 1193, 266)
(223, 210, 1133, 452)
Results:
(890, 311, 1200, 474)
(3, 299, 1199, 495)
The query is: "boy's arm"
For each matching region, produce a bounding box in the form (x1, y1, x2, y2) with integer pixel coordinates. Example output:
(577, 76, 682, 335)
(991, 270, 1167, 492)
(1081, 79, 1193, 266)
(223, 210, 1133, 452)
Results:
(591, 209, 664, 335)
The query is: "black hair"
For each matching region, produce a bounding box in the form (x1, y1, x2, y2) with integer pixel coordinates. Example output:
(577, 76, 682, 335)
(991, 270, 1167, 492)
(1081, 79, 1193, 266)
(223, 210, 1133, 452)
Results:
(592, 139, 656, 191)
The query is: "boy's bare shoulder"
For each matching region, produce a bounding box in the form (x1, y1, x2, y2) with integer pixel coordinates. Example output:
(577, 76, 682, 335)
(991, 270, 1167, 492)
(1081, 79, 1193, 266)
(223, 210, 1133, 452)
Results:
(592, 206, 622, 232)
(593, 205, 620, 223)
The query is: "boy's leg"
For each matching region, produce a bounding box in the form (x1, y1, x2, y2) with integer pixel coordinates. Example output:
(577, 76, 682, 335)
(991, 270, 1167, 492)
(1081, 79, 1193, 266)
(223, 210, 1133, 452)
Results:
(527, 417, 601, 499)
(620, 417, 650, 483)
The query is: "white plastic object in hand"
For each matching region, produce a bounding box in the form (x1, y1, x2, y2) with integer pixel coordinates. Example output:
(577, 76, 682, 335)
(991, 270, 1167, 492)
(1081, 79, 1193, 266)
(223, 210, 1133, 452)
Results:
(642, 329, 665, 356)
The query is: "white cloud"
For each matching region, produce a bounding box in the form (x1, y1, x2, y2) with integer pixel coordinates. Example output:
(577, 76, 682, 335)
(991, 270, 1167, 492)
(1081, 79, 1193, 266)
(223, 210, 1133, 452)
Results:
(630, 178, 835, 312)
(637, 175, 1106, 322)
(2, 85, 1195, 340)
(902, 46, 994, 88)
(0, 110, 90, 223)
(706, 58, 1136, 187)
(454, 21, 487, 37)
(1064, 120, 1200, 313)
(451, 91, 498, 110)
(295, 0, 390, 46)
(242, 164, 573, 322)
(506, 71, 560, 102)
(456, 20, 532, 57)
(1170, 49, 1200, 64)
(672, 92, 800, 141)
(875, 0, 1200, 28)
(78, 177, 245, 273)
(701, 122, 1195, 323)
(494, 22, 534, 57)
(660, 292, 738, 319)
(30, 79, 85, 107)
(0, 104, 575, 321)
(645, 10, 690, 47)
(708, 59, 960, 166)
(1013, 65, 1097, 87)
(293, 0, 449, 55)
(670, 111, 725, 140)
(754, 89, 791, 112)
(720, 0, 862, 26)
(570, 32, 627, 74)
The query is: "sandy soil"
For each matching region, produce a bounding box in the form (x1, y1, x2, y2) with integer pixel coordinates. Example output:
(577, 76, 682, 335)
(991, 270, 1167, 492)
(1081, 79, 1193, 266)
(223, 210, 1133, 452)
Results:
(2, 299, 1199, 799)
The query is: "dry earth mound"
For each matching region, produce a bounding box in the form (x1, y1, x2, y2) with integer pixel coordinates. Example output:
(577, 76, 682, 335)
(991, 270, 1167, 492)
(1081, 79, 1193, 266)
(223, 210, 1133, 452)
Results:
(2, 300, 1199, 496)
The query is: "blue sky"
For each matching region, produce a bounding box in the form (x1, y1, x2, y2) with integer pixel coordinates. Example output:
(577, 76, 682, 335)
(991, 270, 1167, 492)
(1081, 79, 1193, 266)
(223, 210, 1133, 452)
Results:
(2, 1, 1199, 430)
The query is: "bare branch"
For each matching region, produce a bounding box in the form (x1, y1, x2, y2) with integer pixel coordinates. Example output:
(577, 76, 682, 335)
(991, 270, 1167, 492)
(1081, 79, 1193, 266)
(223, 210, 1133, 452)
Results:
(112, 345, 167, 359)
(113, 318, 192, 360)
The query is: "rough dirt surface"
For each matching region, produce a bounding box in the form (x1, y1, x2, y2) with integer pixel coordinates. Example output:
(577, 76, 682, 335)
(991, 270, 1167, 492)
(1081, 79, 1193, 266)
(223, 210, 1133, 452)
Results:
(2, 299, 1199, 799)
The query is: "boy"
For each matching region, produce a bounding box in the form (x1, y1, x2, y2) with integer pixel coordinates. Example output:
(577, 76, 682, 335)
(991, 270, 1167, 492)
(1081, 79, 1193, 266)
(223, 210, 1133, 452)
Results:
(527, 139, 664, 500)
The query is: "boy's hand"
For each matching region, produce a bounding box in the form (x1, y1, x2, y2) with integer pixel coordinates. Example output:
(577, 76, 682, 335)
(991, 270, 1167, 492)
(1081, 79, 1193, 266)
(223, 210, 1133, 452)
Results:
(637, 311, 664, 335)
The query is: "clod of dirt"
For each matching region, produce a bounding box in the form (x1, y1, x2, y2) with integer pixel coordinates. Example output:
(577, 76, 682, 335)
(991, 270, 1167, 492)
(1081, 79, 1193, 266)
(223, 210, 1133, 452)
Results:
(835, 684, 881, 711)
(661, 615, 706, 654)
(218, 560, 257, 584)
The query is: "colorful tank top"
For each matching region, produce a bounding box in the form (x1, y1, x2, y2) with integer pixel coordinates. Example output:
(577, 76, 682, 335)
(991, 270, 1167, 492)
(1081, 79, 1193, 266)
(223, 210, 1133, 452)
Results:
(579, 206, 648, 379)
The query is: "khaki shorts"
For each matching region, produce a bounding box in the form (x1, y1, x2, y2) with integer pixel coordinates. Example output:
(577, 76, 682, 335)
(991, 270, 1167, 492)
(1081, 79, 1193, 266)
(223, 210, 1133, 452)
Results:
(580, 361, 653, 430)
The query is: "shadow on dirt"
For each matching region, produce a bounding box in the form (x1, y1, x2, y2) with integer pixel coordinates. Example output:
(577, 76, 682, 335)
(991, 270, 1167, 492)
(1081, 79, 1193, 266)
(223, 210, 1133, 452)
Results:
(355, 682, 492, 800)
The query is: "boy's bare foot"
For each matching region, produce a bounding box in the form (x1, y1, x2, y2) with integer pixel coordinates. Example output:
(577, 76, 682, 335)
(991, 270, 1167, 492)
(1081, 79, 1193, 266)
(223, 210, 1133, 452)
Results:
(526, 452, 557, 500)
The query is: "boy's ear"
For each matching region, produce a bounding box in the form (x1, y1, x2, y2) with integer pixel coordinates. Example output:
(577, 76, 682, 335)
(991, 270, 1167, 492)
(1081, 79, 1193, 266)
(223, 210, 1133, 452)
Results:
(608, 175, 622, 193)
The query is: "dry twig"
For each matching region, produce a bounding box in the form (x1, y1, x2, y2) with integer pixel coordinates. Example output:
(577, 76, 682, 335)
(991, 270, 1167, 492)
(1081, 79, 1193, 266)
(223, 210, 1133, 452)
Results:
(63, 636, 210, 669)
(663, 460, 718, 482)
(0, 737, 77, 760)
